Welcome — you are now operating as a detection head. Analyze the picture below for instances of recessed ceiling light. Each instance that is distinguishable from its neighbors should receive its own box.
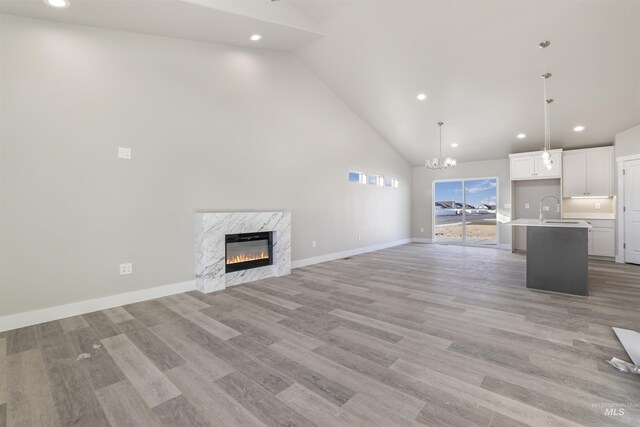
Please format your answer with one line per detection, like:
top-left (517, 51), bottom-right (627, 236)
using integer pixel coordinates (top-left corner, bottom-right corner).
top-left (451, 143), bottom-right (458, 148)
top-left (43, 0), bottom-right (70, 8)
top-left (573, 125), bottom-right (585, 132)
top-left (416, 93), bottom-right (427, 101)
top-left (250, 34), bottom-right (262, 41)
top-left (517, 133), bottom-right (526, 139)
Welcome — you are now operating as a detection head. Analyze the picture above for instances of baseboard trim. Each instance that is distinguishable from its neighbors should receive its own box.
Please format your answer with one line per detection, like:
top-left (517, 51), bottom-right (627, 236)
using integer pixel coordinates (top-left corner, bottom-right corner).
top-left (291, 238), bottom-right (412, 269)
top-left (411, 237), bottom-right (511, 249)
top-left (1, 236), bottom-right (513, 332)
top-left (0, 280), bottom-right (195, 333)
top-left (2, 239), bottom-right (416, 332)
top-left (412, 238), bottom-right (433, 244)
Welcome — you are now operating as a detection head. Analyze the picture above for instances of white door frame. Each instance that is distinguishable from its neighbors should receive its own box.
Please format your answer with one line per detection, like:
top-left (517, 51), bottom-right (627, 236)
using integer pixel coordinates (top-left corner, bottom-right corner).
top-left (616, 154), bottom-right (640, 263)
top-left (432, 176), bottom-right (500, 246)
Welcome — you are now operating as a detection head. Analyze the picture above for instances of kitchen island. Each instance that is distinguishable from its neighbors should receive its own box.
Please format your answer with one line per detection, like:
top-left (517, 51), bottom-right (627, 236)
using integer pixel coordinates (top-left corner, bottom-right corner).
top-left (510, 219), bottom-right (592, 296)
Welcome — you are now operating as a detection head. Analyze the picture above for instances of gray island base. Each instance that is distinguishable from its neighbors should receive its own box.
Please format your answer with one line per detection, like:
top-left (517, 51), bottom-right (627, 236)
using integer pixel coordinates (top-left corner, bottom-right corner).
top-left (510, 219), bottom-right (591, 296)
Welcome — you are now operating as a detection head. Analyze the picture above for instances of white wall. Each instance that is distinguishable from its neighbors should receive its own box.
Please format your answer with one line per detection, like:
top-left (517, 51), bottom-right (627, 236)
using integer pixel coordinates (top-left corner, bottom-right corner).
top-left (615, 125), bottom-right (640, 158)
top-left (412, 158), bottom-right (512, 246)
top-left (0, 15), bottom-right (412, 317)
top-left (614, 124), bottom-right (640, 261)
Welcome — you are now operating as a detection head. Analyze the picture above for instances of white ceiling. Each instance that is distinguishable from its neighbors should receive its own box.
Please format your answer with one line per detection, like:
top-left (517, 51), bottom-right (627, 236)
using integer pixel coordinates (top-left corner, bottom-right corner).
top-left (2, 0), bottom-right (639, 165)
top-left (294, 0), bottom-right (640, 165)
top-left (0, 0), bottom-right (324, 52)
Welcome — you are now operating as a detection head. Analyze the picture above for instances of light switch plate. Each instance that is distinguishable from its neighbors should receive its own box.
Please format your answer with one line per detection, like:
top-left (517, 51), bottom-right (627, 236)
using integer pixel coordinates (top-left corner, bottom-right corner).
top-left (525, 203), bottom-right (530, 209)
top-left (118, 147), bottom-right (132, 159)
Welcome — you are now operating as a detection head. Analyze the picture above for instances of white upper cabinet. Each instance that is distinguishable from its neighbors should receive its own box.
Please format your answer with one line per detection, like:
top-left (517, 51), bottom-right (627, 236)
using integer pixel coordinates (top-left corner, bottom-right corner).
top-left (562, 146), bottom-right (614, 197)
top-left (535, 151), bottom-right (563, 178)
top-left (586, 147), bottom-right (614, 196)
top-left (509, 150), bottom-right (562, 180)
top-left (562, 151), bottom-right (587, 196)
top-left (511, 156), bottom-right (536, 180)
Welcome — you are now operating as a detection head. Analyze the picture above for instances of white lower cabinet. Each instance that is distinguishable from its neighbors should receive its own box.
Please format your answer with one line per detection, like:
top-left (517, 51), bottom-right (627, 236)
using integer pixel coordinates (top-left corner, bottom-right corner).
top-left (586, 220), bottom-right (615, 257)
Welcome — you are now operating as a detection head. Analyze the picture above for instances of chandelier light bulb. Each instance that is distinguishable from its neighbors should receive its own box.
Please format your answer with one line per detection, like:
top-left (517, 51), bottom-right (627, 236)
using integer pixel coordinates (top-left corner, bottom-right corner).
top-left (425, 122), bottom-right (456, 170)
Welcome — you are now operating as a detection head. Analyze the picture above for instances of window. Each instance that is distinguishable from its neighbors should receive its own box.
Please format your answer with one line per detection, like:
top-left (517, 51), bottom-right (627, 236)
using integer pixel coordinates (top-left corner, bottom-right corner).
top-left (348, 171), bottom-right (367, 184)
top-left (433, 178), bottom-right (498, 246)
top-left (384, 176), bottom-right (399, 188)
top-left (349, 170), bottom-right (398, 188)
top-left (368, 174), bottom-right (383, 186)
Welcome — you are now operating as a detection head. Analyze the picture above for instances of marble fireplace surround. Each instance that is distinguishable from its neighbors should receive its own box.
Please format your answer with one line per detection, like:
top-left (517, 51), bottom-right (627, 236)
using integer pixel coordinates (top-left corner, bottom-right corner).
top-left (195, 211), bottom-right (291, 293)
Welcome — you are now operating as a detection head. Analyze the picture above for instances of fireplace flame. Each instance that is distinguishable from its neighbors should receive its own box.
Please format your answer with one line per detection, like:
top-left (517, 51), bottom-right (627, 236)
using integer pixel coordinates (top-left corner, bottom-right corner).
top-left (227, 251), bottom-right (269, 265)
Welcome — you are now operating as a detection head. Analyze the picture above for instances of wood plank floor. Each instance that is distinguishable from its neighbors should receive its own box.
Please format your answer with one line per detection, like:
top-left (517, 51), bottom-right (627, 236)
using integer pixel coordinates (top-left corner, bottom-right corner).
top-left (1, 243), bottom-right (640, 426)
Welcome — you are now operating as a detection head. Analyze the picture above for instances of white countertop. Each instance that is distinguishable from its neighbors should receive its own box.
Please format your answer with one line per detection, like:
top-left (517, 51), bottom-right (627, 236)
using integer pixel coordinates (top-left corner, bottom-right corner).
top-left (509, 218), bottom-right (592, 229)
top-left (562, 213), bottom-right (616, 220)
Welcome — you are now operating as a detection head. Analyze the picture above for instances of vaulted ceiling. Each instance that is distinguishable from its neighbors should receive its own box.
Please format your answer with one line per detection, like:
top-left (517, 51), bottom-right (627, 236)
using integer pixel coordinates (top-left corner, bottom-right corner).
top-left (2, 0), bottom-right (639, 165)
top-left (294, 0), bottom-right (640, 165)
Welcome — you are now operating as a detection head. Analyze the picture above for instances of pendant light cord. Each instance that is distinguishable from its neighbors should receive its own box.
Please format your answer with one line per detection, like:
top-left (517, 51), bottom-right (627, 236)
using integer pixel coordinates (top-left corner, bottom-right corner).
top-left (439, 122), bottom-right (443, 159)
top-left (540, 41), bottom-right (552, 154)
top-left (438, 121), bottom-right (444, 160)
top-left (543, 77), bottom-right (551, 151)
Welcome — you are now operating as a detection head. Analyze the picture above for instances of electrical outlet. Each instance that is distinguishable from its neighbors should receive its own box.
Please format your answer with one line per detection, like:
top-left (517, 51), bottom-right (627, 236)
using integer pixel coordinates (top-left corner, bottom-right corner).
top-left (420, 227), bottom-right (424, 233)
top-left (525, 203), bottom-right (530, 209)
top-left (118, 147), bottom-right (132, 159)
top-left (312, 240), bottom-right (316, 248)
top-left (504, 203), bottom-right (511, 209)
top-left (119, 263), bottom-right (133, 275)
top-left (595, 202), bottom-right (601, 210)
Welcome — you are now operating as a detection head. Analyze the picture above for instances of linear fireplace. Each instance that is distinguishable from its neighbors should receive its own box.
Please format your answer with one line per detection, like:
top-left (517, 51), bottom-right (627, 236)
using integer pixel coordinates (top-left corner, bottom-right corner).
top-left (225, 232), bottom-right (273, 273)
top-left (195, 211), bottom-right (290, 292)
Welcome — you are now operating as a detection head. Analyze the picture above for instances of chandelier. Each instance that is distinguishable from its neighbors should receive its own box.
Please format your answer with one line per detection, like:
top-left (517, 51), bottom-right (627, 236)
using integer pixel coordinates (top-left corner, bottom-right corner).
top-left (539, 40), bottom-right (554, 170)
top-left (425, 122), bottom-right (456, 169)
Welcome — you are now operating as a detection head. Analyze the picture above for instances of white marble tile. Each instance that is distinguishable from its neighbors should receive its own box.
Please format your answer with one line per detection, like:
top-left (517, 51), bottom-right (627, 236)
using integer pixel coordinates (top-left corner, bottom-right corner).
top-left (195, 212), bottom-right (291, 293)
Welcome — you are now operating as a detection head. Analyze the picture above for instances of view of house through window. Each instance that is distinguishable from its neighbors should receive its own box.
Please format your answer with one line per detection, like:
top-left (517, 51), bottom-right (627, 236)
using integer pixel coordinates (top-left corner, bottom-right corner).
top-left (433, 178), bottom-right (498, 246)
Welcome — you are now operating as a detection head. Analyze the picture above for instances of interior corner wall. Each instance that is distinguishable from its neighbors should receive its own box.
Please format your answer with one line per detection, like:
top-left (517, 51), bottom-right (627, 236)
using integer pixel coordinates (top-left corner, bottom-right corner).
top-left (614, 124), bottom-right (640, 158)
top-left (0, 14), bottom-right (412, 317)
top-left (412, 158), bottom-right (512, 246)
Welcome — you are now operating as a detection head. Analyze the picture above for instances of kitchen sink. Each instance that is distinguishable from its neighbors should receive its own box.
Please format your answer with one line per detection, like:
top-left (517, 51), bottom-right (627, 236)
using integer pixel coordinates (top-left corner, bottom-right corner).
top-left (544, 220), bottom-right (580, 224)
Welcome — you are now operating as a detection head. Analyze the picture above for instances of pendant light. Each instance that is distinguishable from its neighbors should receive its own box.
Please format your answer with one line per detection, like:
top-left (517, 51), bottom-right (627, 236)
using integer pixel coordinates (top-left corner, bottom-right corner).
top-left (539, 41), bottom-right (554, 170)
top-left (425, 122), bottom-right (456, 169)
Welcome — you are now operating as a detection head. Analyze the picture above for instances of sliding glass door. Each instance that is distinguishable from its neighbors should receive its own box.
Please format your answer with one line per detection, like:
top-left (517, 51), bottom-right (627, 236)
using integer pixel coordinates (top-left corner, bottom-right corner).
top-left (433, 181), bottom-right (464, 243)
top-left (433, 178), bottom-right (498, 246)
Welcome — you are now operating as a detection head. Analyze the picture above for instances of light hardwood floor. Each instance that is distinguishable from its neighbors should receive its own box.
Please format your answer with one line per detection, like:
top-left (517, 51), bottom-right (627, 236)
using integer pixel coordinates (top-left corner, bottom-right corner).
top-left (1, 243), bottom-right (639, 426)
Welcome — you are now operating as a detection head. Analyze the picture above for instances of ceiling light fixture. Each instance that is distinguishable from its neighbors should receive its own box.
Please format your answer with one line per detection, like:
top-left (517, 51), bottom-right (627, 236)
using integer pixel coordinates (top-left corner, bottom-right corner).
top-left (250, 34), bottom-right (262, 41)
top-left (517, 133), bottom-right (527, 139)
top-left (451, 143), bottom-right (459, 148)
top-left (573, 125), bottom-right (586, 132)
top-left (425, 122), bottom-right (456, 169)
top-left (44, 0), bottom-right (70, 8)
top-left (539, 40), bottom-right (554, 171)
top-left (416, 93), bottom-right (427, 101)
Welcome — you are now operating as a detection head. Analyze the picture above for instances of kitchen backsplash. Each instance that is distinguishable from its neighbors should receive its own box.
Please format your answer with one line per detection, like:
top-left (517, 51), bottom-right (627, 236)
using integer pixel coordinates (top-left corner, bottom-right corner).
top-left (563, 197), bottom-right (615, 215)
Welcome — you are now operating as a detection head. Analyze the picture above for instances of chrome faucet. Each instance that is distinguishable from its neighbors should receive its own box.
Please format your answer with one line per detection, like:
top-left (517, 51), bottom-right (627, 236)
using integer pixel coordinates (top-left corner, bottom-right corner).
top-left (539, 195), bottom-right (560, 222)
